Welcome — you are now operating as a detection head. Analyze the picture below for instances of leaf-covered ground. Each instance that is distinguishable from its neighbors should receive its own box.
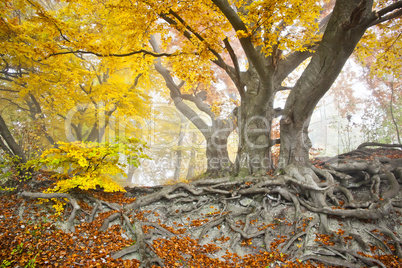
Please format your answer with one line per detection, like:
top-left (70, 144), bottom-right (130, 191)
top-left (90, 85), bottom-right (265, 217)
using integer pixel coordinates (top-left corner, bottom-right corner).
top-left (1, 147), bottom-right (402, 267)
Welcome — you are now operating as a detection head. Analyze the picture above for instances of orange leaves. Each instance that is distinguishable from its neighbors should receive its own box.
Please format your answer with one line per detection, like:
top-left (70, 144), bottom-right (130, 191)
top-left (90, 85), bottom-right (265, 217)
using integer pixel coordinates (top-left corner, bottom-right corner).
top-left (344, 235), bottom-right (353, 243)
top-left (358, 251), bottom-right (402, 268)
top-left (241, 238), bottom-right (253, 247)
top-left (190, 218), bottom-right (209, 227)
top-left (314, 233), bottom-right (335, 246)
top-left (214, 235), bottom-right (230, 243)
top-left (0, 195), bottom-right (139, 268)
top-left (258, 222), bottom-right (277, 231)
top-left (270, 236), bottom-right (288, 251)
top-left (134, 210), bottom-right (148, 221)
top-left (142, 225), bottom-right (155, 234)
top-left (152, 236), bottom-right (222, 267)
top-left (160, 222), bottom-right (186, 235)
top-left (335, 228), bottom-right (345, 236)
top-left (90, 190), bottom-right (136, 205)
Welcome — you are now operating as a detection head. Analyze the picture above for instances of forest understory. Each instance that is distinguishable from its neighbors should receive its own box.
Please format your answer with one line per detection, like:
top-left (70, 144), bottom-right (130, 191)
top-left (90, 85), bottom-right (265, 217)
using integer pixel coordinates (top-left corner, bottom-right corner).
top-left (1, 146), bottom-right (402, 268)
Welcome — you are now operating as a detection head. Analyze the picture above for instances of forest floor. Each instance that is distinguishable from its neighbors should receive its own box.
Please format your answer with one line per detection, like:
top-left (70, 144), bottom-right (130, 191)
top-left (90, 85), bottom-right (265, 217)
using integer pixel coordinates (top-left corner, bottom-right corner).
top-left (1, 147), bottom-right (402, 267)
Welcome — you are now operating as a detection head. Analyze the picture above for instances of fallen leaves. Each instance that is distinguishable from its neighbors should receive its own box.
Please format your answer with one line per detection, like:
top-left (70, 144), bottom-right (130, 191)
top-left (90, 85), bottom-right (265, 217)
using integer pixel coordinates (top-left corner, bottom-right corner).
top-left (0, 195), bottom-right (140, 267)
top-left (1, 171), bottom-right (401, 268)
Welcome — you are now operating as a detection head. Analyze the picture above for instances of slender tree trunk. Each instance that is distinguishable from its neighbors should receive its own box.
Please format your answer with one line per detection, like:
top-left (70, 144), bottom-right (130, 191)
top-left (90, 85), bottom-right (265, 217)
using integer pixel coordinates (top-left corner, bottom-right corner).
top-left (0, 115), bottom-right (27, 163)
top-left (186, 132), bottom-right (197, 180)
top-left (126, 164), bottom-right (136, 185)
top-left (0, 114), bottom-right (32, 179)
top-left (389, 81), bottom-right (401, 144)
top-left (173, 116), bottom-right (185, 181)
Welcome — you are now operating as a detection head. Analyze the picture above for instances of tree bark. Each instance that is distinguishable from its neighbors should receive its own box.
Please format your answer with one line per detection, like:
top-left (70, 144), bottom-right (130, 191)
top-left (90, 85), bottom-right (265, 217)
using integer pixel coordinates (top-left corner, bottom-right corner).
top-left (150, 36), bottom-right (235, 177)
top-left (278, 0), bottom-right (375, 169)
top-left (234, 68), bottom-right (276, 176)
top-left (0, 114), bottom-right (27, 163)
top-left (126, 164), bottom-right (136, 185)
top-left (389, 81), bottom-right (401, 144)
top-left (186, 132), bottom-right (197, 180)
top-left (173, 116), bottom-right (185, 181)
top-left (206, 128), bottom-right (232, 176)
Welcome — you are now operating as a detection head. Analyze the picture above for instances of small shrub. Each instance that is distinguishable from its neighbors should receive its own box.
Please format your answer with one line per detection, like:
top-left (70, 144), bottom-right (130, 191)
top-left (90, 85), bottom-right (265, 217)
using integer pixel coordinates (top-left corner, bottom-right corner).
top-left (27, 138), bottom-right (149, 193)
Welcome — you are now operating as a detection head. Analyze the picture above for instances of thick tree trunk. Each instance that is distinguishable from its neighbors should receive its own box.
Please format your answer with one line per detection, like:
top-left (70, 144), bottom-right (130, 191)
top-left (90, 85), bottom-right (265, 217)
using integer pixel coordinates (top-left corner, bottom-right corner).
top-left (278, 0), bottom-right (374, 169)
top-left (234, 69), bottom-right (276, 176)
top-left (206, 135), bottom-right (231, 176)
top-left (277, 117), bottom-right (312, 168)
top-left (235, 105), bottom-right (273, 176)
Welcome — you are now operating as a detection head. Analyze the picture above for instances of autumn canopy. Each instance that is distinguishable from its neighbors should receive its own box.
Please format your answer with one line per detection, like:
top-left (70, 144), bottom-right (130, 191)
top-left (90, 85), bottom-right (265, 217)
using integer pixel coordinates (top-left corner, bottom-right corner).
top-left (0, 0), bottom-right (402, 267)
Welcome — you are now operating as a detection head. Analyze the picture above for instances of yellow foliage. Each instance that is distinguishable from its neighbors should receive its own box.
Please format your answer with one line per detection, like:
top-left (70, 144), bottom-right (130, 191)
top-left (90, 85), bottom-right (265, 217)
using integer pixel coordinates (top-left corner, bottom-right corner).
top-left (1, 0), bottom-right (324, 117)
top-left (356, 22), bottom-right (401, 79)
top-left (1, 0), bottom-right (154, 147)
top-left (27, 139), bottom-right (150, 194)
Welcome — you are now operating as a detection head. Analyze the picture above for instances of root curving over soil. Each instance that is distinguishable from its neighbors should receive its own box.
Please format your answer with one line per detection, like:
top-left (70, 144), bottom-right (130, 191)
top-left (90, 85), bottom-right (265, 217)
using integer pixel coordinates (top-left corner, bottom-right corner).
top-left (1, 147), bottom-right (402, 267)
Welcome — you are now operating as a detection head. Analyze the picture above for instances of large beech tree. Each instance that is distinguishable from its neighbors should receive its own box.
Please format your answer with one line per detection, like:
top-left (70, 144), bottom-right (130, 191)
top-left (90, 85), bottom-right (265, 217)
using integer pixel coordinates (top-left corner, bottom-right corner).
top-left (1, 0), bottom-right (401, 176)
top-left (3, 2), bottom-right (402, 266)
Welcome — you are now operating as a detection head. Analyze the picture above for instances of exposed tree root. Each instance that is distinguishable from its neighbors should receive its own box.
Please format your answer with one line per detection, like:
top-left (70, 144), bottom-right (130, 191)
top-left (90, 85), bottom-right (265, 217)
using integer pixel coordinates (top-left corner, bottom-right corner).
top-left (21, 191), bottom-right (81, 232)
top-left (322, 245), bottom-right (388, 268)
top-left (357, 142), bottom-right (402, 150)
top-left (378, 227), bottom-right (402, 259)
top-left (14, 148), bottom-right (402, 267)
top-left (299, 254), bottom-right (361, 268)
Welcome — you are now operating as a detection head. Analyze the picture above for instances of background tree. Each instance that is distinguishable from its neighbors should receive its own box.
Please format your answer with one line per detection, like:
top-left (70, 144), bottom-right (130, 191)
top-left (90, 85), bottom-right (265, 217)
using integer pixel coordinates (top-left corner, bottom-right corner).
top-left (0, 0), bottom-right (153, 171)
top-left (356, 17), bottom-right (402, 144)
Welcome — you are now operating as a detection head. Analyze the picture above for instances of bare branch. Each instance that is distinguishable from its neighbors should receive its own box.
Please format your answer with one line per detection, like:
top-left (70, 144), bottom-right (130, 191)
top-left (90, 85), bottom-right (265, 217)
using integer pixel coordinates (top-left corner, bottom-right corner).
top-left (0, 98), bottom-right (29, 111)
top-left (378, 1), bottom-right (402, 17)
top-left (45, 49), bottom-right (177, 60)
top-left (370, 9), bottom-right (402, 26)
top-left (369, 1), bottom-right (402, 27)
top-left (211, 0), bottom-right (268, 82)
top-left (0, 88), bottom-right (19, 93)
top-left (150, 36), bottom-right (211, 138)
top-left (271, 138), bottom-right (280, 146)
top-left (223, 37), bottom-right (244, 95)
top-left (181, 94), bottom-right (213, 117)
top-left (132, 73), bottom-right (143, 89)
top-left (0, 76), bottom-right (14, 82)
top-left (277, 86), bottom-right (293, 91)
